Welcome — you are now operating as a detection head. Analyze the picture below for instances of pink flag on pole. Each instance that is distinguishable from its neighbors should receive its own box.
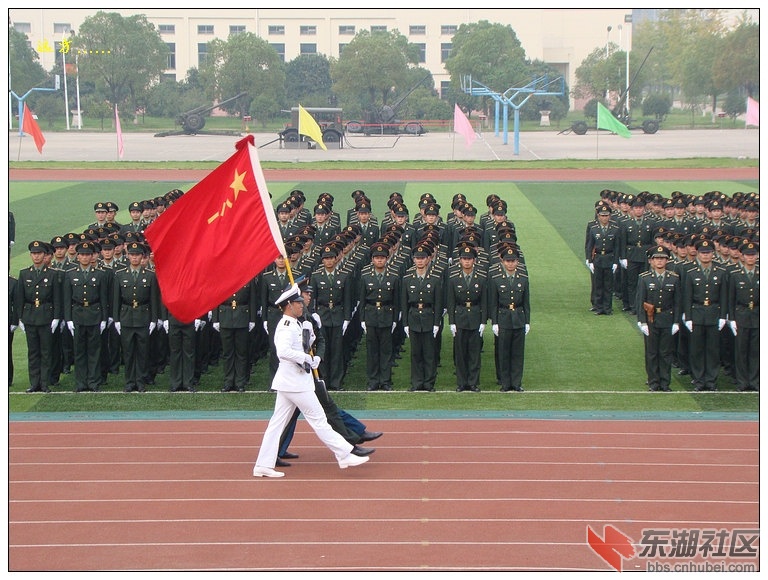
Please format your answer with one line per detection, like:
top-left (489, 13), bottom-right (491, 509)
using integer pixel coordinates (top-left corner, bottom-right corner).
top-left (745, 97), bottom-right (759, 127)
top-left (453, 104), bottom-right (477, 148)
top-left (115, 105), bottom-right (125, 158)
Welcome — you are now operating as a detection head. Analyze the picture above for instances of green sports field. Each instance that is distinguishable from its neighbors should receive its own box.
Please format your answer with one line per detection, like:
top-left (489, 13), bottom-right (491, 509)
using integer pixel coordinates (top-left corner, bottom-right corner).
top-left (8, 175), bottom-right (759, 415)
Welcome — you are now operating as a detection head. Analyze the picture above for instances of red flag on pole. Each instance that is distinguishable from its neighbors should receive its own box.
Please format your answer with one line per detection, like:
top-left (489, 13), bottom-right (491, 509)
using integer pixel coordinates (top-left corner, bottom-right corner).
top-left (115, 105), bottom-right (124, 159)
top-left (144, 135), bottom-right (286, 323)
top-left (22, 103), bottom-right (46, 154)
top-left (453, 104), bottom-right (477, 148)
top-left (745, 97), bottom-right (759, 127)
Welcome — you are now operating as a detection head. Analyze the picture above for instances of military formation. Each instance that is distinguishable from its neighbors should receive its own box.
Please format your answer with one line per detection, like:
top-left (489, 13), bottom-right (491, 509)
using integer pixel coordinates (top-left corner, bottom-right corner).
top-left (10, 185), bottom-right (758, 395)
top-left (586, 189), bottom-right (759, 392)
top-left (10, 188), bottom-right (534, 394)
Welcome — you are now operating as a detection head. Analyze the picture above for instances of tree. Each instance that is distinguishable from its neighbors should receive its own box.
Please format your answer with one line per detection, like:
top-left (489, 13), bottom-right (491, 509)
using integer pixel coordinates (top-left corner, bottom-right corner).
top-left (9, 26), bottom-right (48, 98)
top-left (642, 93), bottom-right (672, 120)
top-left (73, 12), bottom-right (168, 114)
top-left (712, 20), bottom-right (759, 98)
top-left (443, 21), bottom-right (529, 117)
top-left (722, 92), bottom-right (747, 123)
top-left (331, 30), bottom-right (417, 119)
top-left (285, 54), bottom-right (333, 106)
top-left (198, 32), bottom-right (285, 119)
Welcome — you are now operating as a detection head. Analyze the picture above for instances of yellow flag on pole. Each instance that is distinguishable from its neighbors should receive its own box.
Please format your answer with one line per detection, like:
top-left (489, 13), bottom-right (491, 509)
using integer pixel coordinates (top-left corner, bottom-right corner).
top-left (298, 105), bottom-right (328, 151)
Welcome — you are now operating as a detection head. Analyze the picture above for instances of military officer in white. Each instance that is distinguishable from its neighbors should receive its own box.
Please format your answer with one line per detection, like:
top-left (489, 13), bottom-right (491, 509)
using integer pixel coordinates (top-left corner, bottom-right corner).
top-left (252, 284), bottom-right (371, 477)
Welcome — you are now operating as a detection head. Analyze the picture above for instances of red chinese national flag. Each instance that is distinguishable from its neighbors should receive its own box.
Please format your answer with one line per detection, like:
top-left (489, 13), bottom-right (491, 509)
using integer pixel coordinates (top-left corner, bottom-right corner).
top-left (22, 103), bottom-right (46, 154)
top-left (144, 135), bottom-right (285, 323)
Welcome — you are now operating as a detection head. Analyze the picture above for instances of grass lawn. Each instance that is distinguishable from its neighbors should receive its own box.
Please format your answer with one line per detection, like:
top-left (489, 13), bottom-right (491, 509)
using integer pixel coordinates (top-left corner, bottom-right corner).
top-left (8, 172), bottom-right (759, 415)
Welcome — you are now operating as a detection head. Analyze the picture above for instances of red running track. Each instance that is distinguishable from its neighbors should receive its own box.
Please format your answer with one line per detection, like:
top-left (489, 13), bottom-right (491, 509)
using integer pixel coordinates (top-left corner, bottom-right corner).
top-left (9, 418), bottom-right (758, 572)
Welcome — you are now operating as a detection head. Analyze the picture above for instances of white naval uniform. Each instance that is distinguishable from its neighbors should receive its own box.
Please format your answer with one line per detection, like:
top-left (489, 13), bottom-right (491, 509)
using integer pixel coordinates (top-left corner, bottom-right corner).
top-left (254, 313), bottom-right (354, 468)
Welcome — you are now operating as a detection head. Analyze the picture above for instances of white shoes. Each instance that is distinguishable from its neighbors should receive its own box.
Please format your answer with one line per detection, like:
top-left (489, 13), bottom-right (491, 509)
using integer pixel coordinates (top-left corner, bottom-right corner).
top-left (253, 465), bottom-right (285, 478)
top-left (338, 453), bottom-right (370, 469)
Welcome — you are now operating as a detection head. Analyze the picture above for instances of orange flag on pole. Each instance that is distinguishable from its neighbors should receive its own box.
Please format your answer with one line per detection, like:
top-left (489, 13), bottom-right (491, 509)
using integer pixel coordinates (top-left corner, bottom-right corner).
top-left (144, 135), bottom-right (286, 323)
top-left (22, 103), bottom-right (46, 154)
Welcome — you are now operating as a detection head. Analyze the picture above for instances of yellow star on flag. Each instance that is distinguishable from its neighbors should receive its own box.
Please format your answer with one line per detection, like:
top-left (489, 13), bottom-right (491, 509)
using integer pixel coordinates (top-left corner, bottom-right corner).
top-left (230, 169), bottom-right (248, 200)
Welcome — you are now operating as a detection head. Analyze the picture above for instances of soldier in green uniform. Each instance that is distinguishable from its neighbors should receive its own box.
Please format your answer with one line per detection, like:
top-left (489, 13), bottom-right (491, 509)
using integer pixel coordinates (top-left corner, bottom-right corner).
top-left (358, 242), bottom-right (400, 391)
top-left (15, 241), bottom-right (62, 393)
top-left (113, 242), bottom-right (160, 392)
top-left (213, 277), bottom-right (258, 392)
top-left (586, 204), bottom-right (620, 315)
top-left (682, 238), bottom-right (728, 391)
top-left (488, 246), bottom-right (530, 392)
top-left (260, 255), bottom-right (291, 380)
top-left (401, 244), bottom-right (443, 391)
top-left (635, 246), bottom-right (682, 392)
top-left (446, 243), bottom-right (488, 392)
top-left (619, 197), bottom-right (656, 313)
top-left (63, 242), bottom-right (110, 392)
top-left (727, 240), bottom-right (759, 391)
top-left (311, 245), bottom-right (353, 391)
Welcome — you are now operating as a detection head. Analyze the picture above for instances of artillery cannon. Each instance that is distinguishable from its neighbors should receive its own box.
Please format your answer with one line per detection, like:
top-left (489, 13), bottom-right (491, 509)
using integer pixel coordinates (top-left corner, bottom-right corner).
top-left (155, 92), bottom-right (247, 137)
top-left (346, 75), bottom-right (430, 135)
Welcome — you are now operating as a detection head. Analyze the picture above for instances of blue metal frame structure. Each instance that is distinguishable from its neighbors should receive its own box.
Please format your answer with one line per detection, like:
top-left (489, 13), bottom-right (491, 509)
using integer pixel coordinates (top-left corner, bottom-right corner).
top-left (460, 74), bottom-right (564, 155)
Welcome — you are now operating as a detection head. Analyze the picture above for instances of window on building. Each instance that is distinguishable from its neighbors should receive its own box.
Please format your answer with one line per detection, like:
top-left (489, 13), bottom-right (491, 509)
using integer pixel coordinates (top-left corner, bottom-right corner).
top-left (300, 25), bottom-right (317, 35)
top-left (409, 25), bottom-right (426, 35)
top-left (414, 43), bottom-right (426, 63)
top-left (166, 43), bottom-right (176, 70)
top-left (300, 43), bottom-right (317, 55)
top-left (338, 43), bottom-right (348, 55)
top-left (270, 43), bottom-right (285, 61)
top-left (441, 25), bottom-right (458, 36)
top-left (14, 22), bottom-right (32, 34)
top-left (440, 80), bottom-right (451, 100)
top-left (268, 25), bottom-right (285, 35)
top-left (229, 25), bottom-right (246, 35)
top-left (162, 73), bottom-right (176, 83)
top-left (53, 22), bottom-right (71, 35)
top-left (441, 42), bottom-right (452, 62)
top-left (371, 25), bottom-right (387, 33)
top-left (198, 25), bottom-right (214, 35)
top-left (158, 24), bottom-right (175, 34)
top-left (198, 43), bottom-right (209, 66)
top-left (339, 25), bottom-right (355, 35)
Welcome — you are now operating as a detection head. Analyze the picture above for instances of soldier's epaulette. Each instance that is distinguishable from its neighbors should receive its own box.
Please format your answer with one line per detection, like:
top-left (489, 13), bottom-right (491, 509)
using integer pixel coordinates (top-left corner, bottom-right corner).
top-left (667, 270), bottom-right (679, 277)
top-left (639, 271), bottom-right (652, 278)
top-left (360, 263), bottom-right (375, 275)
top-left (283, 319), bottom-right (291, 326)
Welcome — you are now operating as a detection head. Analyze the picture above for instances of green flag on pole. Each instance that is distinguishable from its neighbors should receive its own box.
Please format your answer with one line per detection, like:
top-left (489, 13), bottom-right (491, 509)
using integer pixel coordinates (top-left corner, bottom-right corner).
top-left (597, 102), bottom-right (631, 138)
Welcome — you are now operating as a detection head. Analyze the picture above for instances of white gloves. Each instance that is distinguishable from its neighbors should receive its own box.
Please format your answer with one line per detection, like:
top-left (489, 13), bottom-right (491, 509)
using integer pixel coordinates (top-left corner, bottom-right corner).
top-left (163, 320), bottom-right (169, 333)
top-left (99, 321), bottom-right (107, 334)
top-left (114, 321), bottom-right (121, 335)
top-left (312, 312), bottom-right (322, 328)
top-left (194, 319), bottom-right (202, 331)
top-left (449, 324), bottom-right (457, 337)
top-left (478, 324), bottom-right (485, 336)
top-left (360, 321), bottom-right (367, 334)
top-left (638, 322), bottom-right (649, 336)
top-left (51, 319), bottom-right (60, 333)
top-left (729, 320), bottom-right (737, 336)
top-left (213, 322), bottom-right (221, 332)
top-left (525, 324), bottom-right (530, 335)
top-left (717, 319), bottom-right (726, 331)
top-left (342, 320), bottom-right (349, 334)
top-left (263, 321), bottom-right (269, 333)
top-left (309, 355), bottom-right (321, 370)
top-left (671, 323), bottom-right (679, 335)
top-left (612, 263), bottom-right (618, 273)
top-left (10, 324), bottom-right (17, 332)
top-left (492, 324), bottom-right (499, 337)
top-left (149, 321), bottom-right (156, 334)
top-left (587, 262), bottom-right (595, 274)
top-left (391, 322), bottom-right (397, 333)
top-left (403, 326), bottom-right (409, 338)
top-left (67, 321), bottom-right (75, 335)
top-left (620, 259), bottom-right (628, 269)
top-left (432, 325), bottom-right (439, 338)
top-left (248, 322), bottom-right (255, 332)
top-left (18, 321), bottom-right (25, 333)
top-left (685, 320), bottom-right (693, 332)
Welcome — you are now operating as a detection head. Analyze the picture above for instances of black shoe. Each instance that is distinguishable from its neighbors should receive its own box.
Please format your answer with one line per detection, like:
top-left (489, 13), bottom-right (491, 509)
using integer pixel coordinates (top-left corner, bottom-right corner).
top-left (221, 386), bottom-right (234, 392)
top-left (468, 386), bottom-right (480, 392)
top-left (677, 369), bottom-right (690, 376)
top-left (621, 306), bottom-right (632, 312)
top-left (137, 385), bottom-right (146, 393)
top-left (275, 458), bottom-right (291, 467)
top-left (661, 386), bottom-right (672, 392)
top-left (408, 386), bottom-right (420, 392)
top-left (503, 386), bottom-right (524, 392)
top-left (359, 431), bottom-right (382, 442)
top-left (456, 386), bottom-right (466, 392)
top-left (367, 386), bottom-right (378, 391)
top-left (381, 385), bottom-right (392, 391)
top-left (26, 386), bottom-right (40, 393)
top-left (281, 452), bottom-right (300, 459)
top-left (351, 445), bottom-right (375, 457)
top-left (237, 387), bottom-right (245, 392)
